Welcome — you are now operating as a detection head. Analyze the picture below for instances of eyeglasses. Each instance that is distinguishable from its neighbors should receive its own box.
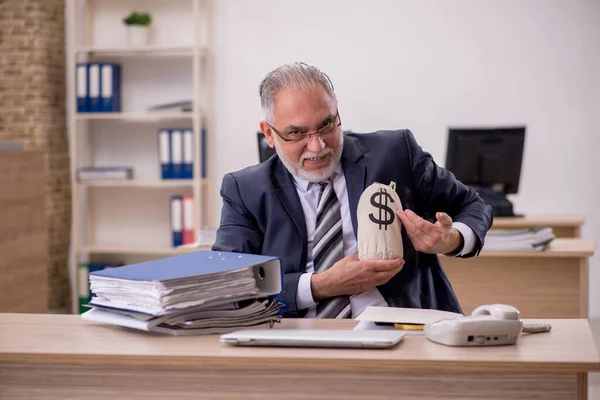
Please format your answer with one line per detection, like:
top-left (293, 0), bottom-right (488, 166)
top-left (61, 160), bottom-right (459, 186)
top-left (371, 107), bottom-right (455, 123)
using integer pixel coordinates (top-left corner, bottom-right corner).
top-left (266, 111), bottom-right (342, 143)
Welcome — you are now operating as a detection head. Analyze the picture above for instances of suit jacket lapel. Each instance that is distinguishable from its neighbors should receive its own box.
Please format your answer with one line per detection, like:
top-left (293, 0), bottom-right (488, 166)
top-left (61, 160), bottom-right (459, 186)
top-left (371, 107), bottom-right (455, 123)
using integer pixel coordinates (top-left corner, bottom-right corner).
top-left (341, 135), bottom-right (366, 237)
top-left (271, 160), bottom-right (308, 250)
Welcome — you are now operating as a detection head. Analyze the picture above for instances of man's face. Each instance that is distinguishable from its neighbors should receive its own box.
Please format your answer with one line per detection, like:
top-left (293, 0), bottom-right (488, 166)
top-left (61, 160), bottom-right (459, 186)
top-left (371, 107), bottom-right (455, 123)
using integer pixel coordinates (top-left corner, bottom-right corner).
top-left (260, 85), bottom-right (343, 182)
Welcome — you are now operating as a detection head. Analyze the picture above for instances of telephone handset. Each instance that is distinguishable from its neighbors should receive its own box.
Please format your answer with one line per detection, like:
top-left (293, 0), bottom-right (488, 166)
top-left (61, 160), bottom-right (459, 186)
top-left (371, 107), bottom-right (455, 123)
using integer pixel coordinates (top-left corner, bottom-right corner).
top-left (471, 303), bottom-right (520, 320)
top-left (424, 304), bottom-right (550, 347)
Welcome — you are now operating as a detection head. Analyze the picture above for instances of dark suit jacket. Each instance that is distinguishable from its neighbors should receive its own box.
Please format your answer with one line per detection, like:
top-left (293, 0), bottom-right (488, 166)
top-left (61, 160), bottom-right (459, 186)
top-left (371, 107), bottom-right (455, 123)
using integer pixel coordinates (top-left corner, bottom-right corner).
top-left (212, 130), bottom-right (493, 317)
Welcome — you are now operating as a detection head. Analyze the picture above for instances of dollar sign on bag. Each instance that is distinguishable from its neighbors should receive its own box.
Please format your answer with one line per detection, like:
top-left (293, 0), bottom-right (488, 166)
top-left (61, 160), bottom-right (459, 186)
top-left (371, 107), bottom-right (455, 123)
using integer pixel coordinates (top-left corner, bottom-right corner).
top-left (369, 188), bottom-right (395, 230)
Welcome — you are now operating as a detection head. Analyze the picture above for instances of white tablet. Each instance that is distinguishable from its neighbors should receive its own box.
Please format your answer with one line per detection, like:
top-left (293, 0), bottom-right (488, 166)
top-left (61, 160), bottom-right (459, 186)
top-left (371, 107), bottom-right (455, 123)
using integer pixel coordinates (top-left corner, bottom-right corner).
top-left (220, 329), bottom-right (406, 349)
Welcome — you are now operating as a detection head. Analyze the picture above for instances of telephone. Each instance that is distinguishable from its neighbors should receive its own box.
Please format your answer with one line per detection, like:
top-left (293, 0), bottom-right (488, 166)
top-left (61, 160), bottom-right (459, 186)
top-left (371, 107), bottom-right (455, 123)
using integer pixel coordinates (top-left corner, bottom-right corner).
top-left (424, 304), bottom-right (551, 347)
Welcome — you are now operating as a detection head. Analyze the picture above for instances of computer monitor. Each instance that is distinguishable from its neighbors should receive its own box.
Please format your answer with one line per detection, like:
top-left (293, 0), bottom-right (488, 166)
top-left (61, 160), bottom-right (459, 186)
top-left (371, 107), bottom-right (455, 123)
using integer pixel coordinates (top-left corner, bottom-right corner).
top-left (257, 132), bottom-right (276, 163)
top-left (445, 126), bottom-right (526, 217)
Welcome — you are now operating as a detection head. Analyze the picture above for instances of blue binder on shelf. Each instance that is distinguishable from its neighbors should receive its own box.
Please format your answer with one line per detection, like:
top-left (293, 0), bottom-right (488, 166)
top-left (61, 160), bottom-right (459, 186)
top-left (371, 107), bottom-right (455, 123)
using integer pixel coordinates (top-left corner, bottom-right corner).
top-left (158, 129), bottom-right (171, 179)
top-left (88, 63), bottom-right (101, 112)
top-left (182, 129), bottom-right (193, 179)
top-left (100, 63), bottom-right (121, 112)
top-left (76, 63), bottom-right (89, 112)
top-left (170, 129), bottom-right (183, 179)
top-left (170, 195), bottom-right (183, 247)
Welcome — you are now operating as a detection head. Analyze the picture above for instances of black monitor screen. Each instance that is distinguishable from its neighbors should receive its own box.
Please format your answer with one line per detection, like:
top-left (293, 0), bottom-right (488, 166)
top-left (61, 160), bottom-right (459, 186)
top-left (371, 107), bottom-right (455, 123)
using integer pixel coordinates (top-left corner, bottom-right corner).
top-left (445, 127), bottom-right (525, 194)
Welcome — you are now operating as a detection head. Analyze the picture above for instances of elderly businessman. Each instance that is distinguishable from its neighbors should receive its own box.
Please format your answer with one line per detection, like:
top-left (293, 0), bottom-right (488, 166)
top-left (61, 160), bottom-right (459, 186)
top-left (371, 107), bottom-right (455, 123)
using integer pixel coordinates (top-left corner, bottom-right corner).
top-left (213, 62), bottom-right (493, 318)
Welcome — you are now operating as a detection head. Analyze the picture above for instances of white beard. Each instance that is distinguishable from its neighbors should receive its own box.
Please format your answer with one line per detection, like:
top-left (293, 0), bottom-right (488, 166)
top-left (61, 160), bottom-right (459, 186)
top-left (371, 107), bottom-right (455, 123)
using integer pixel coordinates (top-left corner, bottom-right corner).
top-left (274, 133), bottom-right (344, 182)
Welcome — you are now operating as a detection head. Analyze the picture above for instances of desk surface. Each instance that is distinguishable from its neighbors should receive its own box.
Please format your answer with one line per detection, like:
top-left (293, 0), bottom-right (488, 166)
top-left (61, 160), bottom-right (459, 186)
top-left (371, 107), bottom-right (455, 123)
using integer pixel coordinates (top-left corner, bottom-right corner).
top-left (186, 238), bottom-right (596, 257)
top-left (492, 214), bottom-right (586, 228)
top-left (1, 314), bottom-right (598, 374)
top-left (478, 238), bottom-right (595, 258)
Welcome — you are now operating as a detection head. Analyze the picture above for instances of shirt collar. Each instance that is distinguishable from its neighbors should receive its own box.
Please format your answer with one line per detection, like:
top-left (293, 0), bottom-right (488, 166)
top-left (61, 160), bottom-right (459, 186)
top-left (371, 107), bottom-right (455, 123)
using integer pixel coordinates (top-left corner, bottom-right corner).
top-left (292, 163), bottom-right (343, 192)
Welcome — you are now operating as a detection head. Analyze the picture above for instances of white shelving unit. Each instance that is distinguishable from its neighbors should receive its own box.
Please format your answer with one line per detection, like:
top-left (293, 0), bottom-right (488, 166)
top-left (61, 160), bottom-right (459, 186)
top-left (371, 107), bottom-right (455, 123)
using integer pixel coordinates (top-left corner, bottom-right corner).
top-left (75, 110), bottom-right (194, 121)
top-left (67, 0), bottom-right (212, 313)
top-left (79, 180), bottom-right (197, 188)
top-left (75, 44), bottom-right (200, 55)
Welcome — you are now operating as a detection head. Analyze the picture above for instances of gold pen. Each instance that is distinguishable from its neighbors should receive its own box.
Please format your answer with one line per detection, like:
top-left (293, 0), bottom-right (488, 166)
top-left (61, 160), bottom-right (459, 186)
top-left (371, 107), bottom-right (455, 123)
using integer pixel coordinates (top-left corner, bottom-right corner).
top-left (394, 323), bottom-right (424, 331)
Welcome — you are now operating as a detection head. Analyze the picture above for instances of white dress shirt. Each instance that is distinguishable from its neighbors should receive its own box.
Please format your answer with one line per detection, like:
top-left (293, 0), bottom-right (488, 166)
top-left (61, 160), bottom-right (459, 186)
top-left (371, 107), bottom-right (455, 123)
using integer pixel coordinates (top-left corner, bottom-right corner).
top-left (293, 165), bottom-right (477, 318)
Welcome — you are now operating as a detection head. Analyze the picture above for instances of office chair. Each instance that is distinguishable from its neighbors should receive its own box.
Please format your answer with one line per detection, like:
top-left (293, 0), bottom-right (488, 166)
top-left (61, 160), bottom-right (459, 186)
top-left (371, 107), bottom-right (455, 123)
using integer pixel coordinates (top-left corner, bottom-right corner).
top-left (257, 132), bottom-right (276, 163)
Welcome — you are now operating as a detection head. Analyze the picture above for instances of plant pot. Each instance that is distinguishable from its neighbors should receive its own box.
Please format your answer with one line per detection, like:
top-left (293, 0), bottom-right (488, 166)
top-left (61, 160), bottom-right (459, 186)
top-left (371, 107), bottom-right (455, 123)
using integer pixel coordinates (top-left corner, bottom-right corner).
top-left (126, 26), bottom-right (150, 46)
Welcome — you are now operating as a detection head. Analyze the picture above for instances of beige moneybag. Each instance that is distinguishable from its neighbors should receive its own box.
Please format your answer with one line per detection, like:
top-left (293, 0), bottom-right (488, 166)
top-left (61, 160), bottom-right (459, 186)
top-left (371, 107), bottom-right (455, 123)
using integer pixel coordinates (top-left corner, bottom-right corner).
top-left (357, 181), bottom-right (404, 260)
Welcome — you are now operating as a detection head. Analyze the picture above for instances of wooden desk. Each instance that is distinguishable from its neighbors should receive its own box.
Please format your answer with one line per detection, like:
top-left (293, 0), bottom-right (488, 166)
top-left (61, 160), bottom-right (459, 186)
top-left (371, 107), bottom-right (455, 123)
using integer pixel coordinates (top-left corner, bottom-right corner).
top-left (492, 215), bottom-right (585, 238)
top-left (442, 238), bottom-right (596, 318)
top-left (0, 314), bottom-right (598, 400)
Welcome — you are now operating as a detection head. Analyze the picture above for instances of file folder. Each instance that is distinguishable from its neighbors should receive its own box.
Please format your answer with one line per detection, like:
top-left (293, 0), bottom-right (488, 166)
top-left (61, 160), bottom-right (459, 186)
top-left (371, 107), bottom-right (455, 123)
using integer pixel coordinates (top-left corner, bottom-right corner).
top-left (171, 130), bottom-right (183, 179)
top-left (170, 195), bottom-right (183, 247)
top-left (100, 63), bottom-right (121, 112)
top-left (158, 129), bottom-right (171, 179)
top-left (183, 129), bottom-right (193, 179)
top-left (182, 195), bottom-right (195, 244)
top-left (76, 63), bottom-right (89, 112)
top-left (88, 63), bottom-right (101, 112)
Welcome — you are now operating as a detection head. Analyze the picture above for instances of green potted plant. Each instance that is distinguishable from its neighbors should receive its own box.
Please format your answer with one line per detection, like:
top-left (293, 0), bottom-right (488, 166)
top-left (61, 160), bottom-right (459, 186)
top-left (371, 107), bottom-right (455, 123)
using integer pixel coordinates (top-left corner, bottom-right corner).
top-left (122, 11), bottom-right (152, 46)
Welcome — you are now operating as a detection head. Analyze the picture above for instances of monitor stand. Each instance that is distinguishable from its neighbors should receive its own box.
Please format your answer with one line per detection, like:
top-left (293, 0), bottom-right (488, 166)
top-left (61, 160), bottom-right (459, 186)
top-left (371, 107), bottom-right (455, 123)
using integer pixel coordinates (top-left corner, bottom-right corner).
top-left (476, 188), bottom-right (518, 217)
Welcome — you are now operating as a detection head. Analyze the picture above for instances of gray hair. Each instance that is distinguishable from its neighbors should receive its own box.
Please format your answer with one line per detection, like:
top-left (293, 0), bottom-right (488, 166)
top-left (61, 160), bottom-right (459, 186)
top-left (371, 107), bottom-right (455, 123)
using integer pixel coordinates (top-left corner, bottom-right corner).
top-left (259, 62), bottom-right (337, 122)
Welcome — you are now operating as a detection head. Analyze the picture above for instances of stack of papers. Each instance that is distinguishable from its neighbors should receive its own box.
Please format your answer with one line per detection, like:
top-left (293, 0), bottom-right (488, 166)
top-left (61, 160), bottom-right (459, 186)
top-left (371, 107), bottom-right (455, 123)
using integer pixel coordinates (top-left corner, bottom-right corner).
top-left (147, 100), bottom-right (192, 112)
top-left (82, 251), bottom-right (284, 336)
top-left (76, 166), bottom-right (133, 181)
top-left (483, 226), bottom-right (555, 251)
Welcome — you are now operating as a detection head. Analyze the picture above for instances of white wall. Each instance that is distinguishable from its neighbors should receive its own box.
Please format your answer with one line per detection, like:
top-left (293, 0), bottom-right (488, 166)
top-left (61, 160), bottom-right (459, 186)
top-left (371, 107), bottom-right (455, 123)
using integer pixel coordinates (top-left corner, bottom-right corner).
top-left (209, 0), bottom-right (600, 317)
top-left (66, 0), bottom-right (599, 316)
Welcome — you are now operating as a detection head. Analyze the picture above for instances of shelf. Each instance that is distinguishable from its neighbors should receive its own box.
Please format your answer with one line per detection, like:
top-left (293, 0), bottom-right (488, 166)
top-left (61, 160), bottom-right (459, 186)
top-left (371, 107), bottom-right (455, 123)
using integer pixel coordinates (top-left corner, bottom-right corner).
top-left (81, 242), bottom-right (212, 255)
top-left (76, 111), bottom-right (194, 121)
top-left (81, 245), bottom-right (181, 255)
top-left (75, 44), bottom-right (204, 57)
top-left (79, 180), bottom-right (196, 188)
top-left (492, 214), bottom-right (586, 228)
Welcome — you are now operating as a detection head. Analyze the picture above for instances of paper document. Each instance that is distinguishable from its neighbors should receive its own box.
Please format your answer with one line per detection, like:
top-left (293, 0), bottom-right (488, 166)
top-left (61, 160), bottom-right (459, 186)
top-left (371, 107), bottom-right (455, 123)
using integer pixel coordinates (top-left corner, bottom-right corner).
top-left (355, 306), bottom-right (463, 325)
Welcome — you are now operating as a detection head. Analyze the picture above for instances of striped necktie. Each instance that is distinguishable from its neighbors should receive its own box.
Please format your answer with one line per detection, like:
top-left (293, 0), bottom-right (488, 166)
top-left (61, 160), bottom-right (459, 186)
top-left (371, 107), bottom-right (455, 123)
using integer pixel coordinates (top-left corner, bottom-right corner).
top-left (312, 180), bottom-right (352, 319)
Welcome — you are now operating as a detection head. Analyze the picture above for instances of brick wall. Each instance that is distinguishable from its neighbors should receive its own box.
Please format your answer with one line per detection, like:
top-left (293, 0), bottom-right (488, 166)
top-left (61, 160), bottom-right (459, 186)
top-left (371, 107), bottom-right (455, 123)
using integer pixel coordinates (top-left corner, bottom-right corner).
top-left (0, 0), bottom-right (71, 310)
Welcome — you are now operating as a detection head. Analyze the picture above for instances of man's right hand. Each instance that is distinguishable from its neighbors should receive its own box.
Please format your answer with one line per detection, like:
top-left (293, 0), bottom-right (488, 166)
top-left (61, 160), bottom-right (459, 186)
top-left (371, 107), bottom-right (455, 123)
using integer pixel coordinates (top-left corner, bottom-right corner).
top-left (310, 254), bottom-right (405, 301)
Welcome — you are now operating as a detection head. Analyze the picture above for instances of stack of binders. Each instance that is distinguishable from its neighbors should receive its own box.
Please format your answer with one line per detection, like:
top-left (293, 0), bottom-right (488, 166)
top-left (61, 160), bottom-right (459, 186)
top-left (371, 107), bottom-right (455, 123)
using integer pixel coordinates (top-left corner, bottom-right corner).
top-left (158, 128), bottom-right (206, 179)
top-left (81, 250), bottom-right (284, 335)
top-left (76, 63), bottom-right (121, 112)
top-left (170, 194), bottom-right (196, 246)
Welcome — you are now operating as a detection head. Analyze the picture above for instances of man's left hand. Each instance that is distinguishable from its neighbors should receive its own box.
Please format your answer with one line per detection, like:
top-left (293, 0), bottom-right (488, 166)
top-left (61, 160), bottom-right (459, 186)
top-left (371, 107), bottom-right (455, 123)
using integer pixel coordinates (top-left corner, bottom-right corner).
top-left (396, 209), bottom-right (464, 255)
